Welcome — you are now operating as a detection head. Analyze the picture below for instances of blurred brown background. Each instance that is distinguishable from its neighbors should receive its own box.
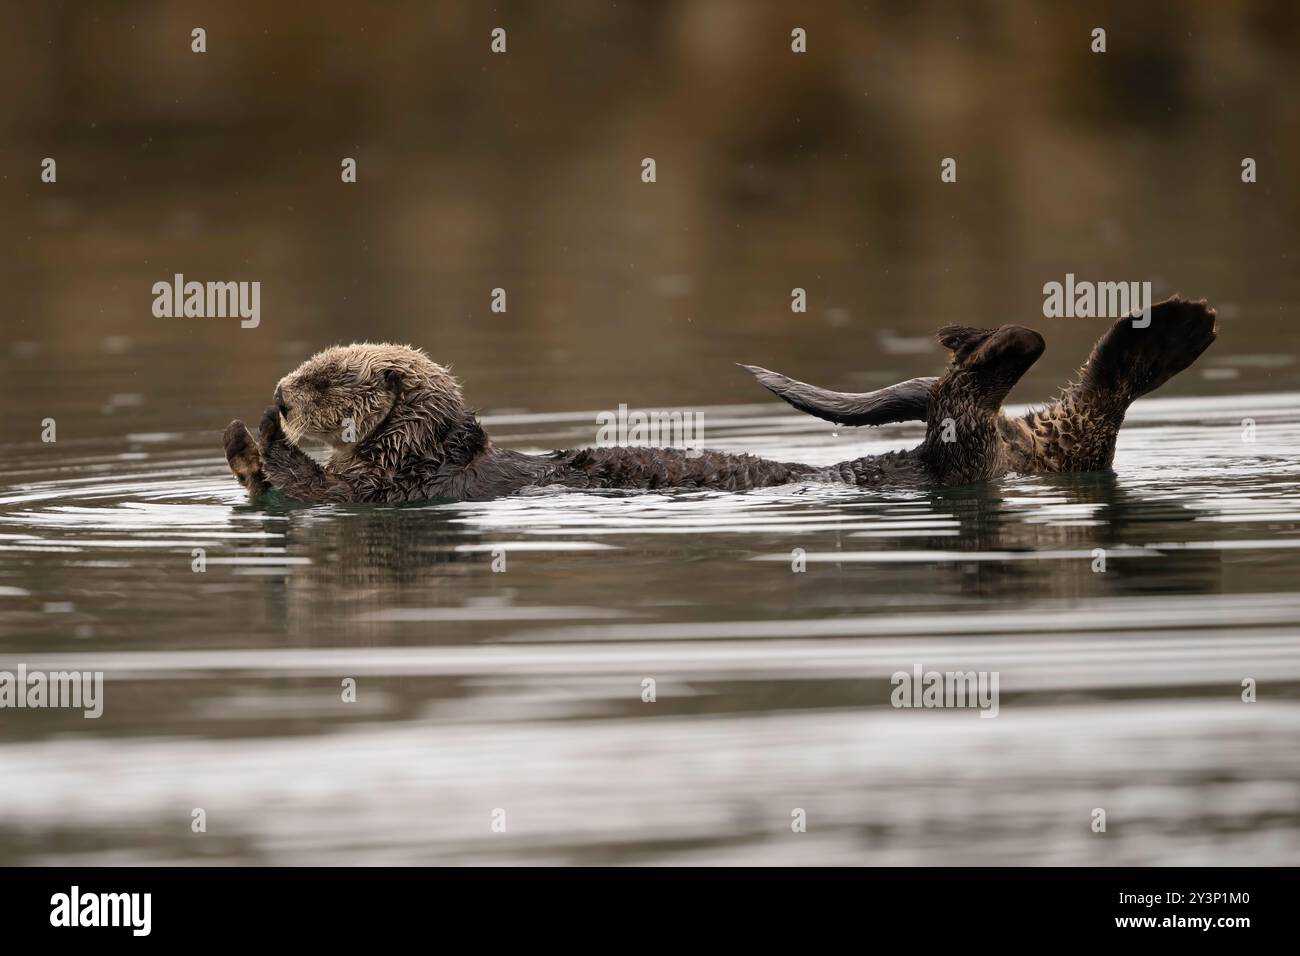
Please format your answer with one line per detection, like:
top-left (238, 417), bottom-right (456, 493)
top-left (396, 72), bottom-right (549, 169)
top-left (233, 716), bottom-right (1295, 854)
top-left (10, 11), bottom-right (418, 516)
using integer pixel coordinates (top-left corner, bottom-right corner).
top-left (2, 0), bottom-right (1298, 443)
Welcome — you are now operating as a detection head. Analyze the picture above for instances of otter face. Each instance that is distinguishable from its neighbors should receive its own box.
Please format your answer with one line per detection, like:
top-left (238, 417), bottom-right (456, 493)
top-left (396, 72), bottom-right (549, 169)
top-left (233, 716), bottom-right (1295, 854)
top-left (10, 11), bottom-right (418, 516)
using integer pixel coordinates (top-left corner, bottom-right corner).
top-left (273, 343), bottom-right (462, 451)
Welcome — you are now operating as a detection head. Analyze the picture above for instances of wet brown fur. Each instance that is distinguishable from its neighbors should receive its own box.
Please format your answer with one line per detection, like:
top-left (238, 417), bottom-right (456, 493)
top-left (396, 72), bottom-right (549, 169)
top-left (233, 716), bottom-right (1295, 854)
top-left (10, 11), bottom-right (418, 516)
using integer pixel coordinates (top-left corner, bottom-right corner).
top-left (222, 298), bottom-right (1216, 503)
top-left (745, 296), bottom-right (1217, 481)
top-left (1000, 297), bottom-right (1218, 473)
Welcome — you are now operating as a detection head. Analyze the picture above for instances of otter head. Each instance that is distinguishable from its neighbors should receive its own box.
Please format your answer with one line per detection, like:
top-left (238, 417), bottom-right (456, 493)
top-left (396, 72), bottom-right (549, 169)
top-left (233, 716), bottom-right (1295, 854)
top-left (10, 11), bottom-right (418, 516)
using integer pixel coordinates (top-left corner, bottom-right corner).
top-left (922, 324), bottom-right (1045, 483)
top-left (273, 343), bottom-right (471, 461)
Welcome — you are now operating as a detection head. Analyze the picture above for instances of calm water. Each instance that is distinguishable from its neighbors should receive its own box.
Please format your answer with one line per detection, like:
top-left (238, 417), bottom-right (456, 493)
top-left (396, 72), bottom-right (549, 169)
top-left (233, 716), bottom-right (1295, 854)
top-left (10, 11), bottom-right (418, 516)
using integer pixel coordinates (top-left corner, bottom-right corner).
top-left (3, 0), bottom-right (1300, 865)
top-left (1, 381), bottom-right (1298, 865)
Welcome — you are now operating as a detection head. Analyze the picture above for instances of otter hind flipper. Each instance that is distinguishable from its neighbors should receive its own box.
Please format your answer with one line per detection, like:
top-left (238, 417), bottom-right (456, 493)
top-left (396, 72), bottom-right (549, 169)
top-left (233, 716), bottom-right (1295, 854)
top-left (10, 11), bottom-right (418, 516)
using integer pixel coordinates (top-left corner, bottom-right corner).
top-left (1079, 296), bottom-right (1217, 405)
top-left (936, 326), bottom-right (1000, 362)
top-left (1015, 298), bottom-right (1217, 475)
top-left (739, 364), bottom-right (934, 426)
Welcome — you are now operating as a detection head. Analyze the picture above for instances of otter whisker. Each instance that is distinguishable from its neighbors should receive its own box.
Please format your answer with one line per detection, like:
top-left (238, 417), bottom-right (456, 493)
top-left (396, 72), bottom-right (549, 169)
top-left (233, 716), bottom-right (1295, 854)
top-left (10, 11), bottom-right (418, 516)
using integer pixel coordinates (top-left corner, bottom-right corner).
top-left (282, 420), bottom-right (309, 446)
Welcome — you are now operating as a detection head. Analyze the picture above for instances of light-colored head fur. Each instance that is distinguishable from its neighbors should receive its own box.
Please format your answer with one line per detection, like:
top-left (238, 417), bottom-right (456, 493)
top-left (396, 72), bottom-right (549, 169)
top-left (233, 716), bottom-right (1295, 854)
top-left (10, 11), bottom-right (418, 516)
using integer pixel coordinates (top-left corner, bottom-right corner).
top-left (274, 343), bottom-right (475, 468)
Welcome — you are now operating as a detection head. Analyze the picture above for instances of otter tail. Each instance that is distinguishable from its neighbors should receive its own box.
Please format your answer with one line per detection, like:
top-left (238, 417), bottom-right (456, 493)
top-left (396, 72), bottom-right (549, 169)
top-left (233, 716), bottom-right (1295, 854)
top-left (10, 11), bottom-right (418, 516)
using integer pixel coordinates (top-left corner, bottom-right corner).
top-left (738, 364), bottom-right (934, 427)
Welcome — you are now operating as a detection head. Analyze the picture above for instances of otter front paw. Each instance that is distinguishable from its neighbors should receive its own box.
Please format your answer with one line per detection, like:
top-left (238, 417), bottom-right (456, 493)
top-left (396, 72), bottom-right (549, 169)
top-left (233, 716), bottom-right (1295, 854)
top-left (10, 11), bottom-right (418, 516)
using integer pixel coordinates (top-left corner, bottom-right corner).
top-left (223, 419), bottom-right (269, 497)
top-left (258, 404), bottom-right (285, 448)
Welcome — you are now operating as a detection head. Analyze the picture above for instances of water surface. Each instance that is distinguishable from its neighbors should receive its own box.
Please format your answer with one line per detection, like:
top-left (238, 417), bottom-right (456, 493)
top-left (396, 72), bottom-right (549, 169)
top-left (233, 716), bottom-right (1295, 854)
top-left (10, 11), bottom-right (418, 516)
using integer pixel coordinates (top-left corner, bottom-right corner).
top-left (3, 0), bottom-right (1300, 866)
top-left (1, 388), bottom-right (1297, 865)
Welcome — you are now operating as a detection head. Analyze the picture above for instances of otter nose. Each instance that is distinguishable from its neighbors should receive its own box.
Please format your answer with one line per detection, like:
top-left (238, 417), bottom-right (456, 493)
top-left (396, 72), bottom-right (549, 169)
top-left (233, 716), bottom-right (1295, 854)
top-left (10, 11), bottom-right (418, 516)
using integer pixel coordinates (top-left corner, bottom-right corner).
top-left (274, 385), bottom-right (289, 415)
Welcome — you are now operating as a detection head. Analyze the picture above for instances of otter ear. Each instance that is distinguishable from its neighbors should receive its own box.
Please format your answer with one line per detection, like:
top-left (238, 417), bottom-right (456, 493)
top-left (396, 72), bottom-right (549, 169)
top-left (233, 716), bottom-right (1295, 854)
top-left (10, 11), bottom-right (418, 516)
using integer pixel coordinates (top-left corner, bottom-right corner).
top-left (936, 325), bottom-right (998, 363)
top-left (380, 367), bottom-right (403, 392)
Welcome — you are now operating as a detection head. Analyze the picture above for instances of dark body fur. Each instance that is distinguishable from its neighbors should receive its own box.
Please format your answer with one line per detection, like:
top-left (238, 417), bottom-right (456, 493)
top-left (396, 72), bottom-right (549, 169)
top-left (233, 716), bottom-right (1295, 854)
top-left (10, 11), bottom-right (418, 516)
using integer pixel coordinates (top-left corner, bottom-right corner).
top-left (227, 413), bottom-right (922, 502)
top-left (223, 297), bottom-right (1216, 503)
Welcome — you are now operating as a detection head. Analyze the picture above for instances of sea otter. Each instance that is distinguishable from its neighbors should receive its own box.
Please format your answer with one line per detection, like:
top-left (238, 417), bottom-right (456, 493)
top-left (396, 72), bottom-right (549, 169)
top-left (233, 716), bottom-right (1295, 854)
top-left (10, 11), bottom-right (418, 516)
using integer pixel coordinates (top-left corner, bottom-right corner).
top-left (222, 296), bottom-right (1216, 503)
